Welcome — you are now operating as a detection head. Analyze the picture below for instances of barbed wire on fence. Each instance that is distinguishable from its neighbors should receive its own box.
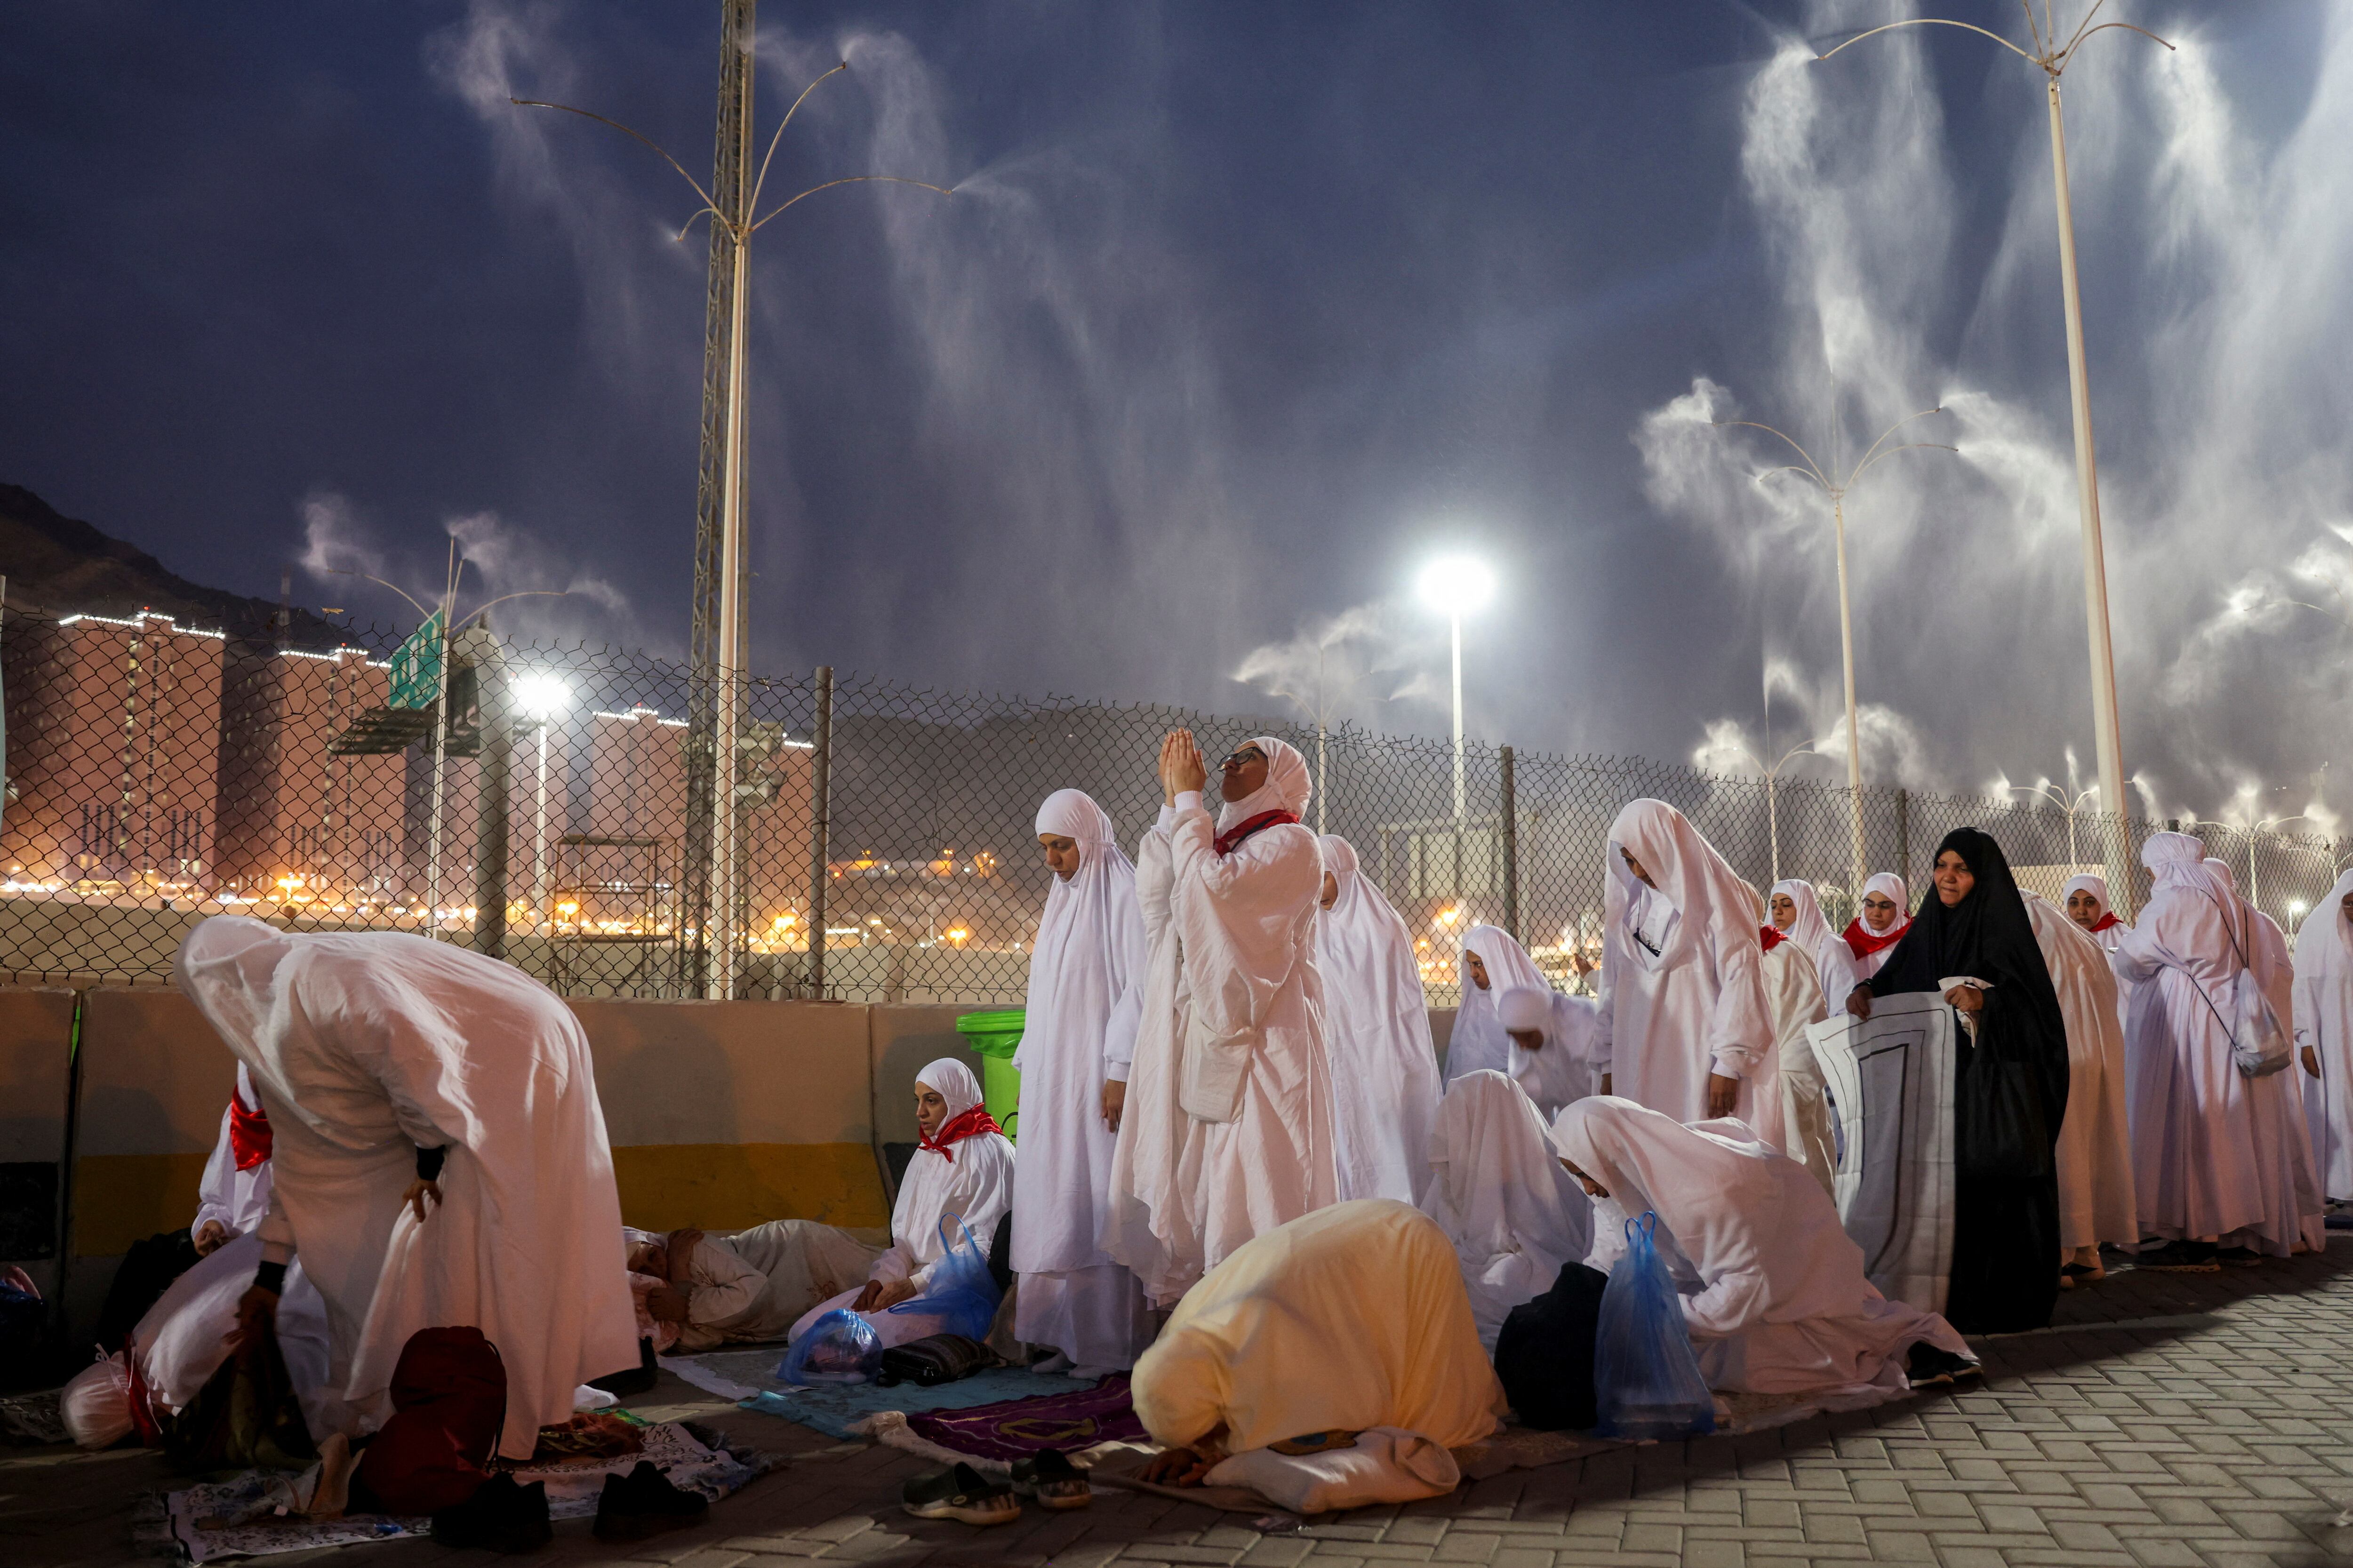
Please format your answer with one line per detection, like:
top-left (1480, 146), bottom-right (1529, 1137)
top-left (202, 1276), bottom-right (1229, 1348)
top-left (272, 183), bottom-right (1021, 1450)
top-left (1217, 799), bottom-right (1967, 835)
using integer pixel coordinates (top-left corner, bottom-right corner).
top-left (3, 604), bottom-right (2345, 1001)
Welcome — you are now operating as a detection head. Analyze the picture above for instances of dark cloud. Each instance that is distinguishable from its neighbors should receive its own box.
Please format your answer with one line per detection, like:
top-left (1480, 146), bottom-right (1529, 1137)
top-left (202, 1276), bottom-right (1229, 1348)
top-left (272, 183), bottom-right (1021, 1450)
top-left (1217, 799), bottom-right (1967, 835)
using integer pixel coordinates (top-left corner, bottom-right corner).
top-left (2, 1), bottom-right (2345, 826)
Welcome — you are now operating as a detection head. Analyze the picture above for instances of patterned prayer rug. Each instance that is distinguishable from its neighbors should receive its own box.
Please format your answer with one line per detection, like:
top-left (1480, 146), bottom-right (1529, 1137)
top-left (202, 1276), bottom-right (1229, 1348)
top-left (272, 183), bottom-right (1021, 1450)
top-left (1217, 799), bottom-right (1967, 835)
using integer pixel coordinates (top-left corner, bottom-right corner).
top-left (898, 1372), bottom-right (1144, 1461)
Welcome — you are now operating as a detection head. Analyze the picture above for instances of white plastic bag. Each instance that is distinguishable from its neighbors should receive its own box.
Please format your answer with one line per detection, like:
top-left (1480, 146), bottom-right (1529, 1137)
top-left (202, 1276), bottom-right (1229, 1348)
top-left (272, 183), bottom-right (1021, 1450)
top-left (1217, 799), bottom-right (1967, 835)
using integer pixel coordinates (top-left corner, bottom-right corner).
top-left (61, 1352), bottom-right (133, 1449)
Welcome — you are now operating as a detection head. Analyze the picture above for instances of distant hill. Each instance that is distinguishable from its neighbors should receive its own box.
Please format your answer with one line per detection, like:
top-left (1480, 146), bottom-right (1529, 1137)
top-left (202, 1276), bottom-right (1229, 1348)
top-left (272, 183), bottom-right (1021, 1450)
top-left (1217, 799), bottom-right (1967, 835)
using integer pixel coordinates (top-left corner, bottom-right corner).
top-left (0, 483), bottom-right (345, 648)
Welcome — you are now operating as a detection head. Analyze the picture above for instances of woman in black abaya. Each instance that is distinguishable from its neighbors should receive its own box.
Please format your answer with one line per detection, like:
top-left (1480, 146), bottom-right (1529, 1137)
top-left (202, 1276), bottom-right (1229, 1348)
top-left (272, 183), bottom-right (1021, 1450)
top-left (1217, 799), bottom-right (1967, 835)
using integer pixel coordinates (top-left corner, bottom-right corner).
top-left (1845, 828), bottom-right (2070, 1333)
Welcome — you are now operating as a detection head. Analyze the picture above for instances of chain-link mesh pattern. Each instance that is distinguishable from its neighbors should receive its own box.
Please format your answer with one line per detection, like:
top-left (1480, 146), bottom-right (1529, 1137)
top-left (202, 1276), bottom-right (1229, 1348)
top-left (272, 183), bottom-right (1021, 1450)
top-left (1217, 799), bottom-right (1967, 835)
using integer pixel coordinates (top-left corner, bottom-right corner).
top-left (5, 605), bottom-right (2346, 1000)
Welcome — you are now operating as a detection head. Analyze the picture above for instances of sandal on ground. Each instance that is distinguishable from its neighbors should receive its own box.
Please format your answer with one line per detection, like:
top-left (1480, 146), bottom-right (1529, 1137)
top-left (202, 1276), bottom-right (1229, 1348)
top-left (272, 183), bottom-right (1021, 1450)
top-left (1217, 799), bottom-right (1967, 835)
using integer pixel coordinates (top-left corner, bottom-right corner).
top-left (1905, 1344), bottom-right (1980, 1389)
top-left (1009, 1448), bottom-right (1091, 1511)
top-left (2133, 1240), bottom-right (2220, 1272)
top-left (903, 1463), bottom-right (1020, 1526)
top-left (2059, 1262), bottom-right (2105, 1288)
top-left (2215, 1246), bottom-right (2263, 1268)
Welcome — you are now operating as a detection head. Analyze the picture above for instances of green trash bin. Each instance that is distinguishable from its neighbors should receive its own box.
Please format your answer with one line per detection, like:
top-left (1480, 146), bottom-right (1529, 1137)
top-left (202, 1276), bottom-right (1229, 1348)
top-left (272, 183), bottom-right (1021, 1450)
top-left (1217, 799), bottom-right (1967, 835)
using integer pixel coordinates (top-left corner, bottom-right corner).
top-left (953, 1008), bottom-right (1026, 1143)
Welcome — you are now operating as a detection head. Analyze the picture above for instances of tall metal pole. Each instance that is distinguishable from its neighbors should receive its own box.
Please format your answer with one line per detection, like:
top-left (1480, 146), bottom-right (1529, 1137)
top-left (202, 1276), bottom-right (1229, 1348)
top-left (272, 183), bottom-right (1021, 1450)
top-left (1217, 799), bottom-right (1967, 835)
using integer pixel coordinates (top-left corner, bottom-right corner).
top-left (1831, 491), bottom-right (1864, 891)
top-left (1449, 608), bottom-right (1465, 896)
top-left (532, 720), bottom-right (550, 924)
top-left (2047, 76), bottom-right (2131, 915)
top-left (1818, 9), bottom-right (2173, 916)
top-left (807, 665), bottom-right (834, 1000)
top-left (710, 186), bottom-right (752, 999)
top-left (1498, 744), bottom-right (1519, 942)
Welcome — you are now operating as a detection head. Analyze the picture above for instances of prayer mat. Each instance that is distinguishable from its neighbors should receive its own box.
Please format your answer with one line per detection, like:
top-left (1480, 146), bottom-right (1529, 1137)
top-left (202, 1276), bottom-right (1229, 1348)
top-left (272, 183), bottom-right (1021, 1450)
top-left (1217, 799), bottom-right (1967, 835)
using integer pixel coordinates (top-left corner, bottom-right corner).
top-left (669, 1345), bottom-right (1049, 1441)
top-left (160, 1419), bottom-right (771, 1562)
top-left (897, 1372), bottom-right (1144, 1461)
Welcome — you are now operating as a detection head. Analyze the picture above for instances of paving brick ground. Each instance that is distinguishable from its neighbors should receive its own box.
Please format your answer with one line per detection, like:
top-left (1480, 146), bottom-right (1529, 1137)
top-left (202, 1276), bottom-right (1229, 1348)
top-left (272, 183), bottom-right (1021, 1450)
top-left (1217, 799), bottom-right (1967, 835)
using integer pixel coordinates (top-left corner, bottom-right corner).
top-left (12, 1242), bottom-right (2353, 1568)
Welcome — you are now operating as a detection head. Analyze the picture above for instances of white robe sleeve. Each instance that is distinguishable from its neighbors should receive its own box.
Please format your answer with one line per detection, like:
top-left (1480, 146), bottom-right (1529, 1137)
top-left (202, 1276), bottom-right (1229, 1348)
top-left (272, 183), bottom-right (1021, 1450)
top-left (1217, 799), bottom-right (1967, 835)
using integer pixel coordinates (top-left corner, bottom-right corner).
top-left (1164, 805), bottom-right (1320, 1037)
top-left (684, 1239), bottom-right (767, 1328)
top-left (2110, 920), bottom-right (2166, 986)
top-left (1108, 827), bottom-right (1174, 1081)
top-left (1593, 943), bottom-right (1617, 1076)
top-left (192, 1105), bottom-right (237, 1240)
top-left (1706, 934), bottom-right (1772, 1080)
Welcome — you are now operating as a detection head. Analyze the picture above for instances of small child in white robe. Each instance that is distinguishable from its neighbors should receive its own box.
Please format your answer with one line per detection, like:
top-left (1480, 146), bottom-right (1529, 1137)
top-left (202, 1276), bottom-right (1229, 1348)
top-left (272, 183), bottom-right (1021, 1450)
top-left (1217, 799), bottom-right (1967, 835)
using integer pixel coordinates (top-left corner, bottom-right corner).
top-left (1495, 984), bottom-right (1601, 1119)
top-left (1552, 1096), bottom-right (1974, 1398)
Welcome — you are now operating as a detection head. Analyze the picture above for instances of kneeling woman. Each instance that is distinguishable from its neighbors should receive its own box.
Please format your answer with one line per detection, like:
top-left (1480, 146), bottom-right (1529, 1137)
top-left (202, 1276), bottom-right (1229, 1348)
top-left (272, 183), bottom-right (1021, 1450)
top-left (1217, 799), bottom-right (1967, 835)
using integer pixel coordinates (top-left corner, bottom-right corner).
top-left (1134, 1200), bottom-right (1505, 1497)
top-left (790, 1059), bottom-right (1014, 1349)
top-left (1552, 1098), bottom-right (1975, 1397)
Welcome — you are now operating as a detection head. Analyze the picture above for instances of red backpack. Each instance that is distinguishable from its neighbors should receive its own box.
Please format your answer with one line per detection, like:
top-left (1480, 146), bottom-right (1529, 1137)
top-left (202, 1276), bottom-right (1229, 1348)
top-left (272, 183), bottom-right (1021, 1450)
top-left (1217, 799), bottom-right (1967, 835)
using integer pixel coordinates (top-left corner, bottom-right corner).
top-left (355, 1327), bottom-right (509, 1513)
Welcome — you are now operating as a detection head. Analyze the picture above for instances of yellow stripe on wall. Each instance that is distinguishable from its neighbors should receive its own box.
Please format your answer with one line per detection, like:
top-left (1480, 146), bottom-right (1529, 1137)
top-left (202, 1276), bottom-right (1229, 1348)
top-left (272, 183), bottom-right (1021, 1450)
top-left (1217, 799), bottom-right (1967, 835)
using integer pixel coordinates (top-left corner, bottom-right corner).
top-left (72, 1143), bottom-right (890, 1257)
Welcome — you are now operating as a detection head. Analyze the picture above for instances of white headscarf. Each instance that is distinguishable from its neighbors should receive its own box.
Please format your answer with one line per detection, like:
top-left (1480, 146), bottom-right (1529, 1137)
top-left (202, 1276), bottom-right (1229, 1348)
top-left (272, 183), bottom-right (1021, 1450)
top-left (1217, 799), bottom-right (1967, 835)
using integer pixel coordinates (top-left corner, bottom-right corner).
top-left (1860, 872), bottom-right (1910, 926)
top-left (2144, 831), bottom-right (2226, 899)
top-left (1446, 924), bottom-right (1548, 1082)
top-left (1772, 878), bottom-right (1858, 1007)
top-left (1315, 834), bottom-right (1442, 1203)
top-left (1606, 800), bottom-right (1769, 976)
top-left (2061, 872), bottom-right (2111, 916)
top-left (1419, 1071), bottom-right (1592, 1349)
top-left (894, 1058), bottom-right (1016, 1285)
top-left (1021, 790), bottom-right (1144, 1078)
top-left (1217, 735), bottom-right (1312, 831)
top-left (2296, 869), bottom-right (2353, 991)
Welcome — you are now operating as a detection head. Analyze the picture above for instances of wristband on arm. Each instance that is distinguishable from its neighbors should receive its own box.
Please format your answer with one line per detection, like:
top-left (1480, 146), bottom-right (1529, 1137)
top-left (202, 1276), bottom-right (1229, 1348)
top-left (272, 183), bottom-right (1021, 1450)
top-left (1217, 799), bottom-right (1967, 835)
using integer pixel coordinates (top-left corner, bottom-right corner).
top-left (415, 1145), bottom-right (447, 1182)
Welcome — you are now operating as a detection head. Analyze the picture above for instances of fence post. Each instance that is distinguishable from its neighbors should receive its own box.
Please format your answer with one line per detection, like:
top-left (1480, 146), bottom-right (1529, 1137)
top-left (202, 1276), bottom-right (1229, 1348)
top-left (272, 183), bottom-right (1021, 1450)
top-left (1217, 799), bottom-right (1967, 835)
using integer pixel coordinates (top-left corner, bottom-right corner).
top-left (1896, 788), bottom-right (1910, 894)
top-left (807, 666), bottom-right (834, 1000)
top-left (473, 690), bottom-right (510, 963)
top-left (1499, 744), bottom-right (1519, 943)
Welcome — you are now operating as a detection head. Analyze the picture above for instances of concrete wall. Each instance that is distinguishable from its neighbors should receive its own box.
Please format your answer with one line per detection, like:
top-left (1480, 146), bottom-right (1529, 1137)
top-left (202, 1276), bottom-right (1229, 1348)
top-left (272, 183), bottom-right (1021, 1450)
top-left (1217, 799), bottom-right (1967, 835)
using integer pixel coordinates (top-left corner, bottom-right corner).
top-left (0, 983), bottom-right (1459, 1339)
top-left (0, 987), bottom-right (76, 1301)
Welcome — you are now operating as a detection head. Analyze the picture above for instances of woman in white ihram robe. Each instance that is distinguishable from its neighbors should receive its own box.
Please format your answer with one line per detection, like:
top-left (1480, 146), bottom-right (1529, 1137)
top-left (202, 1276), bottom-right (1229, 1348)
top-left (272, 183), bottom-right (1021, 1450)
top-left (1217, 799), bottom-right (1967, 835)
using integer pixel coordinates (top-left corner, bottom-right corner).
top-left (2294, 869), bottom-right (2353, 1204)
top-left (1841, 872), bottom-right (1914, 981)
top-left (192, 1064), bottom-right (274, 1247)
top-left (1417, 1070), bottom-right (1591, 1351)
top-left (1444, 925), bottom-right (1548, 1083)
top-left (1315, 834), bottom-right (1442, 1203)
top-left (2115, 835), bottom-right (2318, 1259)
top-left (791, 1058), bottom-right (1016, 1349)
top-left (1596, 800), bottom-right (1781, 1144)
top-left (175, 916), bottom-right (639, 1460)
top-left (2021, 891), bottom-right (2138, 1274)
top-left (1769, 879), bottom-right (1860, 1011)
top-left (1103, 734), bottom-right (1337, 1304)
top-left (1754, 906), bottom-right (1836, 1195)
top-left (1494, 984), bottom-right (1600, 1120)
top-left (1011, 790), bottom-right (1152, 1372)
top-left (1554, 1097), bottom-right (1971, 1398)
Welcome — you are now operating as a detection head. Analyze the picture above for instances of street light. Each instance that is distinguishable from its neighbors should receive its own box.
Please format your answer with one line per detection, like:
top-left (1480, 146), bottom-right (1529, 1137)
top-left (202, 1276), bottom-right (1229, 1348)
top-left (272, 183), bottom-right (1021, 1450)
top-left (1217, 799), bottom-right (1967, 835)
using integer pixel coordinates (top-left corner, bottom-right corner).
top-left (1714, 406), bottom-right (1954, 892)
top-left (512, 672), bottom-right (574, 930)
top-left (1728, 736), bottom-right (1823, 887)
top-left (519, 61), bottom-right (953, 998)
top-left (1417, 556), bottom-right (1496, 891)
top-left (2008, 776), bottom-right (2100, 877)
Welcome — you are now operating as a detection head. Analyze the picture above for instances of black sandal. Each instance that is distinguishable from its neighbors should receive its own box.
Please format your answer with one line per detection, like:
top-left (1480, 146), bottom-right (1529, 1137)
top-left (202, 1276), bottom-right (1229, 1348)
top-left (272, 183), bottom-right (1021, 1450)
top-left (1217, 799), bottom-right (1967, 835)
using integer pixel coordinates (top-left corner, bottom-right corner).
top-left (902, 1463), bottom-right (1020, 1526)
top-left (1009, 1448), bottom-right (1091, 1511)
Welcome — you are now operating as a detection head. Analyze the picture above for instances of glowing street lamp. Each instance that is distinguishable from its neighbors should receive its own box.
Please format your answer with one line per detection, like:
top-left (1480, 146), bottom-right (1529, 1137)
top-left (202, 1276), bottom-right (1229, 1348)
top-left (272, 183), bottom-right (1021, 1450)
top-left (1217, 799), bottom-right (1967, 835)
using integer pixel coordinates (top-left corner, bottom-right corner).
top-left (1417, 555), bottom-right (1496, 835)
top-left (512, 672), bottom-right (573, 928)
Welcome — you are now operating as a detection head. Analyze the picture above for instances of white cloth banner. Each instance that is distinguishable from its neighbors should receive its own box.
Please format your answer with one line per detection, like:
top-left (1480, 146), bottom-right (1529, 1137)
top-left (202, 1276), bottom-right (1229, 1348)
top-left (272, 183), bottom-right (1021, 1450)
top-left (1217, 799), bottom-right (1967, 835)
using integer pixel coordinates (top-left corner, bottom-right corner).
top-left (1806, 992), bottom-right (1956, 1316)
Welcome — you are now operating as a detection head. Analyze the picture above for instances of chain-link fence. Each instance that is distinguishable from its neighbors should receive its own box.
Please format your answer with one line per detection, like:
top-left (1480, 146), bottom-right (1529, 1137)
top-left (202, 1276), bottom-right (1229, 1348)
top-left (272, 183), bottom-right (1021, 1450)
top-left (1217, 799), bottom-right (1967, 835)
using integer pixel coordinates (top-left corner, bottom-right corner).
top-left (5, 604), bottom-right (2347, 1002)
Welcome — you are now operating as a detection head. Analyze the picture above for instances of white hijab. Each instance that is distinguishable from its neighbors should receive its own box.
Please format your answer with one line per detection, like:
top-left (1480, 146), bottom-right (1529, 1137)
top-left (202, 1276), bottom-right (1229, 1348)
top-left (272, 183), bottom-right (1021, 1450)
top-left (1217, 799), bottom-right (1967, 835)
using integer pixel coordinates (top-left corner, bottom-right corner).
top-left (1419, 1071), bottom-right (1592, 1348)
top-left (1217, 735), bottom-right (1312, 830)
top-left (1603, 798), bottom-right (1775, 1054)
top-left (1770, 878), bottom-right (1855, 1003)
top-left (896, 1058), bottom-right (1016, 1280)
top-left (2061, 872), bottom-right (2111, 917)
top-left (2295, 869), bottom-right (2353, 993)
top-left (1020, 790), bottom-right (1144, 1078)
top-left (1446, 924), bottom-right (1548, 1082)
top-left (1316, 834), bottom-right (1442, 1202)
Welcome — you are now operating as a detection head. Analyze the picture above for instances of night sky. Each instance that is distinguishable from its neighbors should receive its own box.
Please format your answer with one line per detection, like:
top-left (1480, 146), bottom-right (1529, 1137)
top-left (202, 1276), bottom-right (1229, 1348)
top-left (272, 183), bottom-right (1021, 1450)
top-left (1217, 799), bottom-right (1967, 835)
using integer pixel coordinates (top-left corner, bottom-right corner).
top-left (4, 2), bottom-right (2346, 824)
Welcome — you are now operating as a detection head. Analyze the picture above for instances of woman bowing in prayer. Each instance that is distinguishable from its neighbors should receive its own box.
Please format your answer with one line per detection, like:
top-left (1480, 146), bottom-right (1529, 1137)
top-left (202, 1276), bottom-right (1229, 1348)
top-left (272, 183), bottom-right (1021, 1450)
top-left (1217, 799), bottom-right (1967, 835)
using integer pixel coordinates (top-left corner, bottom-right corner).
top-left (1132, 1200), bottom-right (1505, 1503)
top-left (1418, 1071), bottom-right (1592, 1350)
top-left (1104, 733), bottom-right (1335, 1304)
top-left (1848, 829), bottom-right (2069, 1332)
top-left (1770, 880), bottom-right (1861, 1011)
top-left (1496, 985), bottom-right (1600, 1120)
top-left (1444, 925), bottom-right (1549, 1083)
top-left (1315, 834), bottom-right (1443, 1204)
top-left (2294, 870), bottom-right (2353, 1207)
top-left (1842, 873), bottom-right (1914, 980)
top-left (1595, 800), bottom-right (1780, 1142)
top-left (1553, 1098), bottom-right (1976, 1396)
top-left (1012, 790), bottom-right (1152, 1374)
top-left (791, 1059), bottom-right (1015, 1349)
top-left (176, 917), bottom-right (639, 1461)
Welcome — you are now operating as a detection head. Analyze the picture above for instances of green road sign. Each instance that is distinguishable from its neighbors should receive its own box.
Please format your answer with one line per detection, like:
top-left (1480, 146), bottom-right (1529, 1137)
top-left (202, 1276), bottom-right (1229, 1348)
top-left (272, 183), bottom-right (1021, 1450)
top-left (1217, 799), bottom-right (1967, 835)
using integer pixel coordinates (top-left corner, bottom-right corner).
top-left (388, 609), bottom-right (446, 710)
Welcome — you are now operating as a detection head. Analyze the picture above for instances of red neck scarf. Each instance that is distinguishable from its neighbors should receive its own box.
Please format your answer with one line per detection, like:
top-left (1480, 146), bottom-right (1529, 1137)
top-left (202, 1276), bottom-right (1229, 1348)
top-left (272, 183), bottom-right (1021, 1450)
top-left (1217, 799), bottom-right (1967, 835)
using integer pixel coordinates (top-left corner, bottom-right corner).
top-left (918, 1103), bottom-right (1004, 1163)
top-left (1214, 808), bottom-right (1300, 857)
top-left (1841, 917), bottom-right (1910, 961)
top-left (227, 1088), bottom-right (272, 1171)
top-left (2088, 910), bottom-right (2122, 933)
top-left (1759, 925), bottom-right (1787, 951)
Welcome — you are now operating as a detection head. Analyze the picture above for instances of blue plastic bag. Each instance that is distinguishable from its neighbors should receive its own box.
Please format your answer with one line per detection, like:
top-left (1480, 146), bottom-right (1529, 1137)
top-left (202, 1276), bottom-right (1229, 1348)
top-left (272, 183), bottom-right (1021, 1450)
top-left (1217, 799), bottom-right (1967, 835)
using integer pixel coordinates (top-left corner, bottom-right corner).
top-left (779, 1308), bottom-right (882, 1386)
top-left (884, 1213), bottom-right (1002, 1342)
top-left (1592, 1211), bottom-right (1715, 1440)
